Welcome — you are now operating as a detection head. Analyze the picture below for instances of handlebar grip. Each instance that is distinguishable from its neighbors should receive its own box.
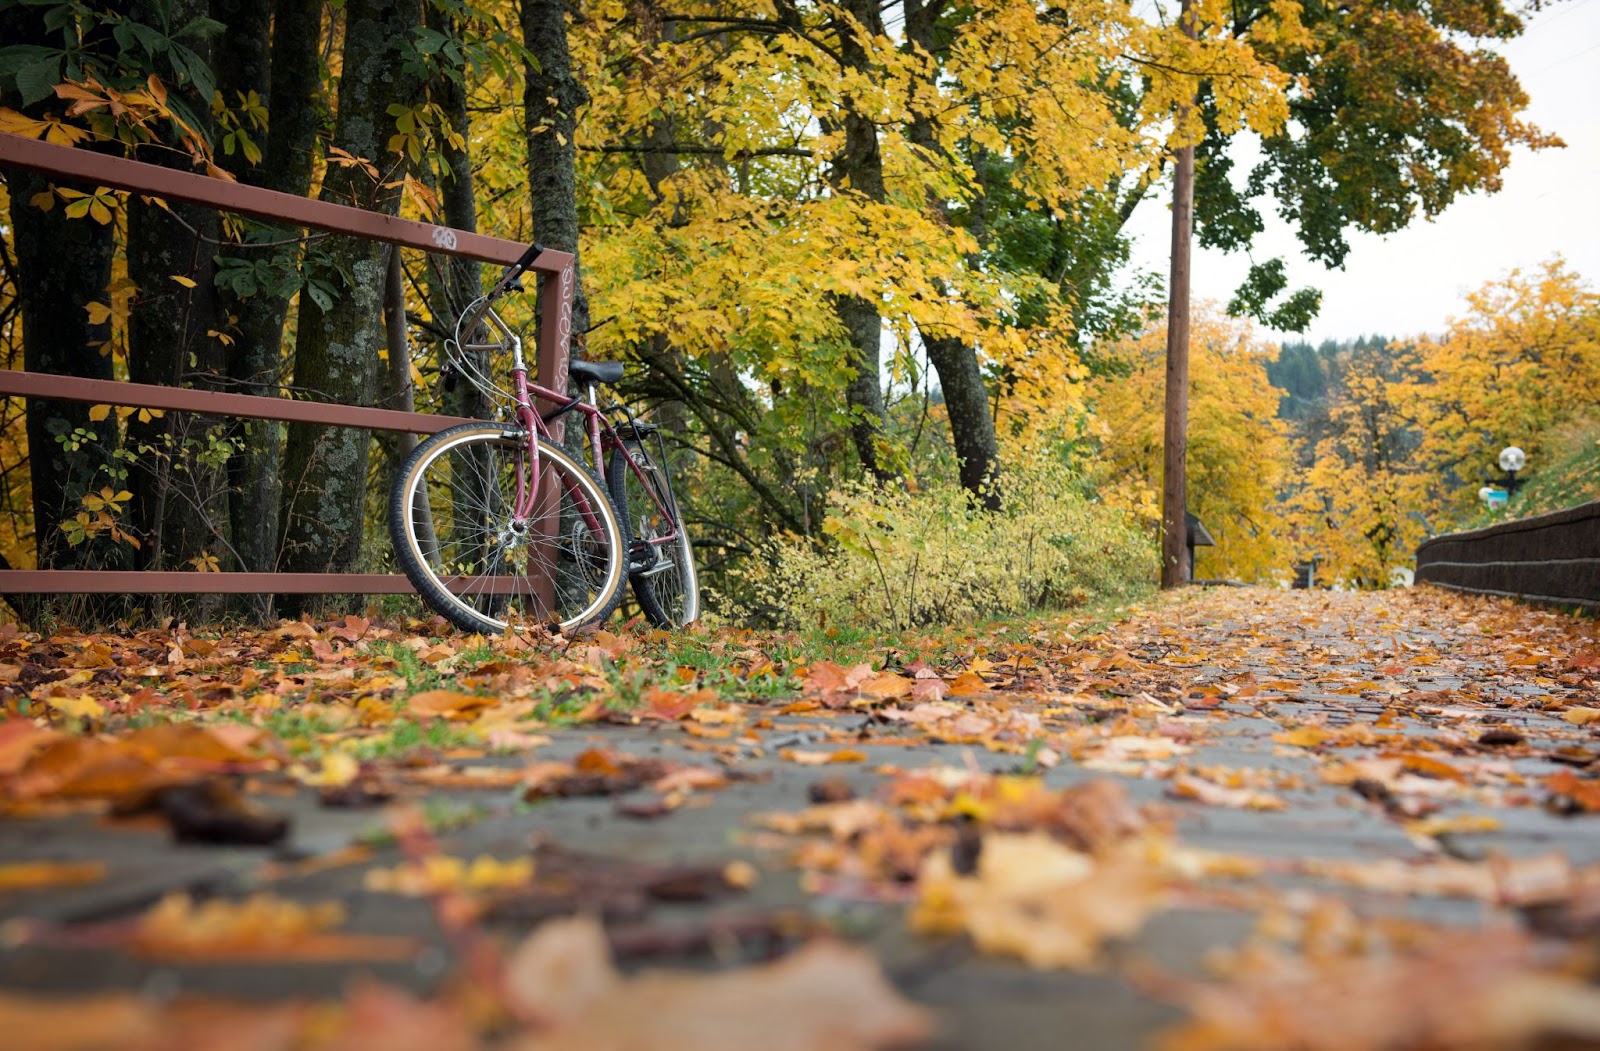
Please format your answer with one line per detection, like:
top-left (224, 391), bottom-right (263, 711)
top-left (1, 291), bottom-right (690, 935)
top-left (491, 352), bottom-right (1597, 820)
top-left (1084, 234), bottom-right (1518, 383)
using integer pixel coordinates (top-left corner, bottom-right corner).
top-left (512, 242), bottom-right (545, 274)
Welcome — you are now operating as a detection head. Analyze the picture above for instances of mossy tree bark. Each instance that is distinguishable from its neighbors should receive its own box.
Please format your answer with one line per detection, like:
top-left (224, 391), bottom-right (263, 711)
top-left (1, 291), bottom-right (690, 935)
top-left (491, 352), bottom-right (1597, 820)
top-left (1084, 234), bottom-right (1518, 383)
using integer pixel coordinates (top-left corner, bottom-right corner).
top-left (522, 0), bottom-right (590, 375)
top-left (424, 0), bottom-right (487, 422)
top-left (827, 0), bottom-right (892, 483)
top-left (0, 5), bottom-right (125, 587)
top-left (277, 0), bottom-right (424, 615)
top-left (125, 0), bottom-right (222, 585)
top-left (903, 0), bottom-right (1000, 509)
top-left (214, 0), bottom-right (324, 596)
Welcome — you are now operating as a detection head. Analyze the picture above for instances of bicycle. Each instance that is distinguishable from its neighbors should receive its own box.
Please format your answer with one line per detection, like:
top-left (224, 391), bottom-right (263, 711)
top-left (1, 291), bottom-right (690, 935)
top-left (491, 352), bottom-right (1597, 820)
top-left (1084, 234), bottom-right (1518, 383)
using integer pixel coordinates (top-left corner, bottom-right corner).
top-left (388, 243), bottom-right (700, 634)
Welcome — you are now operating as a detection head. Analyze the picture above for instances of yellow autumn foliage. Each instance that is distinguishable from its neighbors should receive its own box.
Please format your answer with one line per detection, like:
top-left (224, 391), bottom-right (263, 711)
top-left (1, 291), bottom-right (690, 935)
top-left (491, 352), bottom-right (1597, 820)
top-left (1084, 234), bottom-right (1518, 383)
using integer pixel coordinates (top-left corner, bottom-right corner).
top-left (1413, 259), bottom-right (1600, 522)
top-left (1089, 306), bottom-right (1294, 582)
top-left (731, 460), bottom-right (1152, 631)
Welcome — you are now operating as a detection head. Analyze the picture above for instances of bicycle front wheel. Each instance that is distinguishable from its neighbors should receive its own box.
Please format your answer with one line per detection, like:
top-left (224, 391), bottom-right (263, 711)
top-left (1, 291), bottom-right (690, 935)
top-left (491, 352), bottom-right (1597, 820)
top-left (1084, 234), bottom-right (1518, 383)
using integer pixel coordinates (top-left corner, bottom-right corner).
top-left (390, 422), bottom-right (625, 633)
top-left (607, 433), bottom-right (700, 627)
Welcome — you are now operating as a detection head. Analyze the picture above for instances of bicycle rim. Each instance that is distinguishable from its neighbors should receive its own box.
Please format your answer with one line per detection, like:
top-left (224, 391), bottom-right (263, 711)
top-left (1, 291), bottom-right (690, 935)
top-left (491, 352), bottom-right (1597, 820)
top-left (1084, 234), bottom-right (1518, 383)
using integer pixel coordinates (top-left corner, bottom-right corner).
top-left (608, 440), bottom-right (700, 627)
top-left (392, 424), bottom-right (624, 633)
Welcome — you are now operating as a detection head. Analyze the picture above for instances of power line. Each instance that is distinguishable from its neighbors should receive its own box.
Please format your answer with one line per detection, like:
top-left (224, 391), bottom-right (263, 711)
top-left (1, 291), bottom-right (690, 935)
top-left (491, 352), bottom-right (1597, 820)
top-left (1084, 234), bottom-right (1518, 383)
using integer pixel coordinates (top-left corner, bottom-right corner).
top-left (1525, 38), bottom-right (1600, 78)
top-left (1517, 0), bottom-right (1597, 39)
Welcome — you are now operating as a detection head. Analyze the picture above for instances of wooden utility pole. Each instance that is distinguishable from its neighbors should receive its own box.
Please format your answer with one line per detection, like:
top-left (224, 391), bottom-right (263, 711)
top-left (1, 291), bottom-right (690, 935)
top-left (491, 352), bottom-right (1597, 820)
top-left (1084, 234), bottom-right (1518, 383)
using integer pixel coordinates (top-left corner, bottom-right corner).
top-left (1161, 0), bottom-right (1198, 589)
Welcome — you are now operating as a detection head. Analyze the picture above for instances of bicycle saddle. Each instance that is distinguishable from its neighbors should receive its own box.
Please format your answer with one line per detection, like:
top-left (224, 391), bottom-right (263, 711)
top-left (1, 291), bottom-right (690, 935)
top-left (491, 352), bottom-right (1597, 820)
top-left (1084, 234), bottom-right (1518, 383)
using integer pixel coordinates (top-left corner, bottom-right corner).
top-left (568, 359), bottom-right (625, 386)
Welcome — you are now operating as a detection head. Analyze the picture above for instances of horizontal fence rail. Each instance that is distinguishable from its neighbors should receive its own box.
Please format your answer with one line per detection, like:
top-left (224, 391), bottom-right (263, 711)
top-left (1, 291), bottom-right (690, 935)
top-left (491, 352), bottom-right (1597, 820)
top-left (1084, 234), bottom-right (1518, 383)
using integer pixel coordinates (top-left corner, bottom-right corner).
top-left (0, 133), bottom-right (569, 272)
top-left (0, 371), bottom-right (479, 434)
top-left (1415, 501), bottom-right (1600, 610)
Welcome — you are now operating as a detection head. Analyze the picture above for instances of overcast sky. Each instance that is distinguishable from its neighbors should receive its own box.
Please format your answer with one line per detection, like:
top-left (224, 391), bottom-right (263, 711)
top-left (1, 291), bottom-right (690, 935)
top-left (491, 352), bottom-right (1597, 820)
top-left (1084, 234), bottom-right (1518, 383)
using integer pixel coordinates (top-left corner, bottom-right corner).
top-left (1120, 0), bottom-right (1600, 347)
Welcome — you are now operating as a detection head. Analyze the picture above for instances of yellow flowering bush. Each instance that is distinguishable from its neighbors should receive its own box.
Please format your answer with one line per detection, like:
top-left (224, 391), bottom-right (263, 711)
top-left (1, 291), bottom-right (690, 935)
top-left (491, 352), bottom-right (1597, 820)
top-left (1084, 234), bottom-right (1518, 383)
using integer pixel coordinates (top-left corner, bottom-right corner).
top-left (732, 461), bottom-right (1152, 630)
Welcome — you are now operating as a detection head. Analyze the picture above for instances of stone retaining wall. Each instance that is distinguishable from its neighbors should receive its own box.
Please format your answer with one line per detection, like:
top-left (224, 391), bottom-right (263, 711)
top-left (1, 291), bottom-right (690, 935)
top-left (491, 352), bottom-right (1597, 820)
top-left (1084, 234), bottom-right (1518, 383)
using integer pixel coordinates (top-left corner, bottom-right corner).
top-left (1415, 501), bottom-right (1600, 609)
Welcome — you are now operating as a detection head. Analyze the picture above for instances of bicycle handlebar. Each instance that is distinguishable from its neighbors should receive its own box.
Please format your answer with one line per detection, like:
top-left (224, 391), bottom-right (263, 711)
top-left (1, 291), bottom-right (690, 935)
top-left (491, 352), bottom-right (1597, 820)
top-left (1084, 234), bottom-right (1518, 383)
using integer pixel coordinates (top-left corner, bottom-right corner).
top-left (512, 241), bottom-right (544, 275)
top-left (457, 242), bottom-right (545, 339)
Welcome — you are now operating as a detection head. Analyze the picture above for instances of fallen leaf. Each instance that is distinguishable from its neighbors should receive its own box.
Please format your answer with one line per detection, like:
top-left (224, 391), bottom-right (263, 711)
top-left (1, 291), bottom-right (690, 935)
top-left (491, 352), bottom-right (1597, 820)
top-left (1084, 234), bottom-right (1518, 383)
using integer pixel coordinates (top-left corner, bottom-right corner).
top-left (1168, 774), bottom-right (1286, 811)
top-left (127, 892), bottom-right (420, 962)
top-left (911, 831), bottom-right (1165, 969)
top-left (505, 915), bottom-right (931, 1050)
top-left (406, 689), bottom-right (495, 719)
top-left (0, 860), bottom-right (107, 893)
top-left (44, 694), bottom-right (104, 721)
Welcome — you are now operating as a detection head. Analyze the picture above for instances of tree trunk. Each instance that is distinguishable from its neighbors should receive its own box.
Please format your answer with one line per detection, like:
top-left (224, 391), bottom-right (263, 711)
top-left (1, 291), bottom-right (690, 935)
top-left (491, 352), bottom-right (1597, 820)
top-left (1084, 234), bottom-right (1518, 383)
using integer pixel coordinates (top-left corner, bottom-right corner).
top-left (522, 0), bottom-right (590, 381)
top-left (829, 0), bottom-right (892, 482)
top-left (0, 5), bottom-right (125, 592)
top-left (6, 173), bottom-right (120, 572)
top-left (277, 0), bottom-right (423, 615)
top-left (222, 0), bottom-right (323, 598)
top-left (1161, 0), bottom-right (1198, 589)
top-left (425, 1), bottom-right (488, 421)
top-left (903, 0), bottom-right (1000, 508)
top-left (126, 0), bottom-right (222, 585)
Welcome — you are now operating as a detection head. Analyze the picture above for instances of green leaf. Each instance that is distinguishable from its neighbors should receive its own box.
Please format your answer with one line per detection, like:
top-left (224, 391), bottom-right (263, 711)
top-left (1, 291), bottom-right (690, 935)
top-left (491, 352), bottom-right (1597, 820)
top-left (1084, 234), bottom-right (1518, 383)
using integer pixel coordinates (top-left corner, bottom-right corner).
top-left (13, 53), bottom-right (63, 107)
top-left (413, 27), bottom-right (449, 54)
top-left (170, 42), bottom-right (215, 101)
top-left (175, 16), bottom-right (227, 42)
top-left (0, 44), bottom-right (56, 79)
top-left (307, 282), bottom-right (333, 313)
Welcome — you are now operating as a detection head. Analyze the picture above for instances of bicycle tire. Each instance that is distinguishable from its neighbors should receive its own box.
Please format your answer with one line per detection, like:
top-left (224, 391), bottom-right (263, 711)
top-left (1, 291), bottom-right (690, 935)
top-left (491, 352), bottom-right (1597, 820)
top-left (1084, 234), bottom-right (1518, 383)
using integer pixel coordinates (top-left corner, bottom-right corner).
top-left (607, 435), bottom-right (700, 627)
top-left (389, 422), bottom-right (626, 633)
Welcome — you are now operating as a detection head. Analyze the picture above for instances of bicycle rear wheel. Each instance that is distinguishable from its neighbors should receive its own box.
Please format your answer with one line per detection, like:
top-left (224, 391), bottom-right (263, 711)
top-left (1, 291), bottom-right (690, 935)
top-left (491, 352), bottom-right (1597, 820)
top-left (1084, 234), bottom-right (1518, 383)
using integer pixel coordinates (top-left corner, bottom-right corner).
top-left (607, 432), bottom-right (699, 627)
top-left (390, 422), bottom-right (625, 633)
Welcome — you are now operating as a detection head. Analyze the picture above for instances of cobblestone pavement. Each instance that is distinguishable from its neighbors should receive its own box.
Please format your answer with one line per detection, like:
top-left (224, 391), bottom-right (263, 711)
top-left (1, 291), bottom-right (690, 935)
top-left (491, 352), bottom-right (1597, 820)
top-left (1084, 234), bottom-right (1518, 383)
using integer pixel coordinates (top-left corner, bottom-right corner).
top-left (5, 585), bottom-right (1600, 1049)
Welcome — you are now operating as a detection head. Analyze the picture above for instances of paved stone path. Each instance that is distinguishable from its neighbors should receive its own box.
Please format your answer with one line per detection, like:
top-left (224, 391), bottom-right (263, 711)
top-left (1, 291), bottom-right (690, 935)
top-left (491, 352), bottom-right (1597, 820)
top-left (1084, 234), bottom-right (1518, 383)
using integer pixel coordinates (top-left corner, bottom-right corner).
top-left (4, 585), bottom-right (1600, 1049)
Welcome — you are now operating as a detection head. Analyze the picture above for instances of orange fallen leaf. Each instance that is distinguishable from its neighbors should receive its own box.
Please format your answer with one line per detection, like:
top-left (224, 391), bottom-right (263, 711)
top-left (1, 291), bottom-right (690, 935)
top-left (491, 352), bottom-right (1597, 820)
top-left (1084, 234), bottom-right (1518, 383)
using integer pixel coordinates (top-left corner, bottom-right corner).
top-left (946, 671), bottom-right (987, 697)
top-left (0, 991), bottom-right (160, 1050)
top-left (1547, 769), bottom-right (1600, 812)
top-left (858, 672), bottom-right (913, 702)
top-left (641, 686), bottom-right (716, 721)
top-left (406, 689), bottom-right (495, 719)
top-left (574, 747), bottom-right (623, 776)
top-left (0, 860), bottom-right (107, 893)
top-left (1274, 726), bottom-right (1333, 748)
top-left (128, 892), bottom-right (420, 962)
top-left (687, 704), bottom-right (743, 725)
top-left (0, 721), bottom-right (54, 776)
top-left (782, 748), bottom-right (869, 765)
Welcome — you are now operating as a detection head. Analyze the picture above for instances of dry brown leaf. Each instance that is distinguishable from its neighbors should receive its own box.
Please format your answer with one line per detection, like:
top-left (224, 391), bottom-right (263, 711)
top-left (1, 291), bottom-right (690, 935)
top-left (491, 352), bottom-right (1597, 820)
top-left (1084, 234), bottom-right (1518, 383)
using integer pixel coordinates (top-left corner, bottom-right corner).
top-left (1168, 774), bottom-right (1286, 811)
top-left (1155, 930), bottom-right (1600, 1051)
top-left (1307, 852), bottom-right (1575, 905)
top-left (505, 915), bottom-right (930, 1051)
top-left (911, 832), bottom-right (1165, 969)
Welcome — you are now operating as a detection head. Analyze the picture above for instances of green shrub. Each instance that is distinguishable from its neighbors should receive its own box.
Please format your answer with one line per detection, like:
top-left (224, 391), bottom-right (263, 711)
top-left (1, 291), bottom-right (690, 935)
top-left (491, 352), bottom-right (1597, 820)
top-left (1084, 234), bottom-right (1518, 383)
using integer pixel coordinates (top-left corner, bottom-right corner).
top-left (729, 461), bottom-right (1153, 630)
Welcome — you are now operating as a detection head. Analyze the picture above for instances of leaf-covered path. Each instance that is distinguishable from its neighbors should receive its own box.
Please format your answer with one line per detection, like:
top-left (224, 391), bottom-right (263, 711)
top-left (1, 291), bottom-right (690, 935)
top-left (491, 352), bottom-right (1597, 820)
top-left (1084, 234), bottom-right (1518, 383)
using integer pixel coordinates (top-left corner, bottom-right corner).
top-left (5, 585), bottom-right (1600, 1050)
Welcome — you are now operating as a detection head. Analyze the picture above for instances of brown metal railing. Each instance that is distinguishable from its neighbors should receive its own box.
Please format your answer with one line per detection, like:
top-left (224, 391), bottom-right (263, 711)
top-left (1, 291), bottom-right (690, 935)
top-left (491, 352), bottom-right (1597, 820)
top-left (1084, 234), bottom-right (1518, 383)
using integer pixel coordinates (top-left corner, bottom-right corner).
top-left (0, 132), bottom-right (573, 595)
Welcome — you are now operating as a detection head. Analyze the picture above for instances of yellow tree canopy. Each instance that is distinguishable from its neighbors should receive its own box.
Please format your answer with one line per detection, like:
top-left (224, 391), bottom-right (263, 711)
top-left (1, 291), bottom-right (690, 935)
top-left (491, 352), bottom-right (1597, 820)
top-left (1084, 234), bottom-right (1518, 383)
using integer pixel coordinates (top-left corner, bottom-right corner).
top-left (1413, 259), bottom-right (1600, 520)
top-left (1089, 306), bottom-right (1293, 582)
